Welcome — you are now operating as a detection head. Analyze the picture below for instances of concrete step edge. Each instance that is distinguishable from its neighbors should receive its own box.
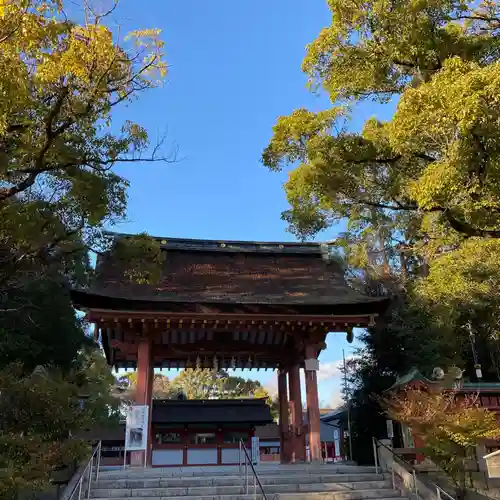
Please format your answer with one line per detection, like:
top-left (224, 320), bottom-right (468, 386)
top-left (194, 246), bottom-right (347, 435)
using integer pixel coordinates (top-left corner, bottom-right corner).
top-left (93, 476), bottom-right (387, 487)
top-left (97, 469), bottom-right (379, 479)
top-left (98, 466), bottom-right (376, 474)
top-left (92, 492), bottom-right (408, 500)
top-left (90, 486), bottom-right (394, 498)
top-left (90, 490), bottom-right (403, 500)
top-left (91, 481), bottom-right (392, 493)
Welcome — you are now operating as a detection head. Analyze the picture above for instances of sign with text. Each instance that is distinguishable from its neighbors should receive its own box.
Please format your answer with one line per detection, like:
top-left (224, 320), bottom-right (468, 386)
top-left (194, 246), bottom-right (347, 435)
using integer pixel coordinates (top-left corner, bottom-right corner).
top-left (386, 419), bottom-right (394, 439)
top-left (124, 405), bottom-right (149, 452)
top-left (251, 436), bottom-right (260, 465)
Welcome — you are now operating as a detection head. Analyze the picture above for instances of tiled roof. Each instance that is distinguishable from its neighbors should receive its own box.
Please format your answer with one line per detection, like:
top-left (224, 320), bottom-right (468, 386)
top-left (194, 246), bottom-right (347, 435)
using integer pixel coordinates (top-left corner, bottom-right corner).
top-left (84, 234), bottom-right (384, 307)
top-left (255, 423), bottom-right (280, 439)
top-left (384, 367), bottom-right (431, 392)
top-left (152, 398), bottom-right (273, 425)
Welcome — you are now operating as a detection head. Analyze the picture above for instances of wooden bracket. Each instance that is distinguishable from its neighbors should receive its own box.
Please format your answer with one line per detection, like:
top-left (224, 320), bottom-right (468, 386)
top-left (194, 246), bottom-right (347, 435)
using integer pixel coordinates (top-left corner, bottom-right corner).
top-left (110, 340), bottom-right (139, 356)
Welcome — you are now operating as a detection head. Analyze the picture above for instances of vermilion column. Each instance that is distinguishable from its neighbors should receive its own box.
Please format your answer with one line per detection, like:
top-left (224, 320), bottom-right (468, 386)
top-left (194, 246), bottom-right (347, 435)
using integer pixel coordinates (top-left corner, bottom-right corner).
top-left (131, 338), bottom-right (153, 466)
top-left (288, 364), bottom-right (306, 462)
top-left (305, 348), bottom-right (321, 463)
top-left (278, 368), bottom-right (291, 464)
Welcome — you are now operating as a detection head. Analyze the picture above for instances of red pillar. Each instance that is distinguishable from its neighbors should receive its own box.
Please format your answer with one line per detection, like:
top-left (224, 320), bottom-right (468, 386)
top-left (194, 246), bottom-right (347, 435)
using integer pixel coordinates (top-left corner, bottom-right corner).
top-left (288, 364), bottom-right (306, 462)
top-left (413, 433), bottom-right (425, 463)
top-left (278, 368), bottom-right (291, 464)
top-left (131, 338), bottom-right (153, 466)
top-left (305, 349), bottom-right (321, 463)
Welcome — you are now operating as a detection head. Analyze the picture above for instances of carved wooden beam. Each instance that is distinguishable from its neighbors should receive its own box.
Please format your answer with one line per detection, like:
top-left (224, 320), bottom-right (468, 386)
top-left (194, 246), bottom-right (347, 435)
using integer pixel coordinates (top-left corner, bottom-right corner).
top-left (89, 308), bottom-right (377, 327)
top-left (110, 340), bottom-right (139, 356)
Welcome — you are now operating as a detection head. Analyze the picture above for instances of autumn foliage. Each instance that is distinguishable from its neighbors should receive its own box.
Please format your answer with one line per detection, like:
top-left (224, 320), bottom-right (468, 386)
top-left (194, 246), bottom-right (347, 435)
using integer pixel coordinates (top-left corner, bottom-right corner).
top-left (384, 389), bottom-right (500, 496)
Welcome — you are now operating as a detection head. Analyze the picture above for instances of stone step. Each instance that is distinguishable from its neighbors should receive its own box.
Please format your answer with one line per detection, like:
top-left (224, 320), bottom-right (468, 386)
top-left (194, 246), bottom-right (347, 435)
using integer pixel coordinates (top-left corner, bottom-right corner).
top-left (275, 497), bottom-right (406, 500)
top-left (90, 494), bottom-right (405, 500)
top-left (97, 466), bottom-right (378, 480)
top-left (91, 480), bottom-right (392, 498)
top-left (94, 474), bottom-right (386, 490)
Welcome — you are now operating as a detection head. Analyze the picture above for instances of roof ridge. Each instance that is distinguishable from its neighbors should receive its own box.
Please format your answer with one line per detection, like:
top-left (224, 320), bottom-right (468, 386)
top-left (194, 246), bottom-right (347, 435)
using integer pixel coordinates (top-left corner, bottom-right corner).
top-left (105, 231), bottom-right (328, 254)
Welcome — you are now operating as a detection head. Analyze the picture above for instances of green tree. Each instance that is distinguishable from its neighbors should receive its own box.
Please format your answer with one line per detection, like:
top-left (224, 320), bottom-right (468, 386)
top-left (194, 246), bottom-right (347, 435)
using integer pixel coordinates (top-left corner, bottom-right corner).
top-left (0, 278), bottom-right (91, 372)
top-left (119, 372), bottom-right (173, 399)
top-left (118, 369), bottom-right (276, 414)
top-left (0, 0), bottom-right (170, 296)
top-left (416, 239), bottom-right (500, 380)
top-left (0, 348), bottom-right (119, 500)
top-left (262, 0), bottom-right (500, 264)
top-left (161, 369), bottom-right (267, 401)
top-left (269, 394), bottom-right (280, 422)
top-left (261, 0), bottom-right (500, 465)
top-left (0, 2), bottom-right (169, 495)
top-left (0, 0), bottom-right (169, 373)
top-left (340, 291), bottom-right (462, 464)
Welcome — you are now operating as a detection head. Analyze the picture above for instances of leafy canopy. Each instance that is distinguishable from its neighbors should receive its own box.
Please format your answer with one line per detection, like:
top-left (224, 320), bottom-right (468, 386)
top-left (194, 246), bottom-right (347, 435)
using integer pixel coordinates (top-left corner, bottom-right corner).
top-left (263, 0), bottom-right (500, 257)
top-left (0, 349), bottom-right (120, 500)
top-left (262, 0), bottom-right (500, 389)
top-left (118, 368), bottom-right (278, 419)
top-left (0, 278), bottom-right (91, 372)
top-left (0, 0), bottom-right (170, 294)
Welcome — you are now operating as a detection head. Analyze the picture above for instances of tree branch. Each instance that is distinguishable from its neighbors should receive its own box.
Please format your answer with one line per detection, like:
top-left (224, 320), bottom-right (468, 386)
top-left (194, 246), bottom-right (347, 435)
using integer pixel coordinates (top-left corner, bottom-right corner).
top-left (442, 210), bottom-right (500, 239)
top-left (356, 198), bottom-right (418, 211)
top-left (0, 87), bottom-right (70, 201)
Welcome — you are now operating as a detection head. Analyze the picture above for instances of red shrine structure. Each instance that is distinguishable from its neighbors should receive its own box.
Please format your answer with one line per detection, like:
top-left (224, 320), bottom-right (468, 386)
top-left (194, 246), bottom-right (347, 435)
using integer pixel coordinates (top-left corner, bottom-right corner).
top-left (71, 234), bottom-right (387, 466)
top-left (386, 368), bottom-right (500, 463)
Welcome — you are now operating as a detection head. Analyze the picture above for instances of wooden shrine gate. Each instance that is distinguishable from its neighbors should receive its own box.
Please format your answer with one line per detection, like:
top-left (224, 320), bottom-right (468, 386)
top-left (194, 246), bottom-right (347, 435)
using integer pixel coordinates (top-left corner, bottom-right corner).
top-left (71, 235), bottom-right (387, 466)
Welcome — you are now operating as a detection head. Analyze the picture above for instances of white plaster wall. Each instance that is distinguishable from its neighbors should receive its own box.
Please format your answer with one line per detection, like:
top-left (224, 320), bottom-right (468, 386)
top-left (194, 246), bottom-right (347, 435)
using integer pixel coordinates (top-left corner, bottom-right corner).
top-left (221, 448), bottom-right (240, 464)
top-left (152, 449), bottom-right (183, 466)
top-left (187, 448), bottom-right (218, 465)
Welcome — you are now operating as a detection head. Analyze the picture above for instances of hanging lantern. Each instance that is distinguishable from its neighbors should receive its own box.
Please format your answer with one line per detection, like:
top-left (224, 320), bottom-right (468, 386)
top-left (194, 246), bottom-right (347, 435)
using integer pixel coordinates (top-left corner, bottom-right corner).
top-left (346, 326), bottom-right (354, 343)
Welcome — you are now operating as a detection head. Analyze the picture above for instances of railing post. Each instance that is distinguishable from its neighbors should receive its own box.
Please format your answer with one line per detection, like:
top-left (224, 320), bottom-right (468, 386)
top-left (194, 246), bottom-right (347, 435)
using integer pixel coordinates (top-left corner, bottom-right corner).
top-left (245, 460), bottom-right (248, 494)
top-left (96, 442), bottom-right (101, 482)
top-left (239, 440), bottom-right (242, 474)
top-left (254, 471), bottom-right (256, 500)
top-left (437, 486), bottom-right (442, 500)
top-left (78, 477), bottom-right (83, 500)
top-left (86, 461), bottom-right (92, 498)
top-left (413, 469), bottom-right (418, 498)
top-left (392, 468), bottom-right (395, 490)
top-left (372, 438), bottom-right (379, 474)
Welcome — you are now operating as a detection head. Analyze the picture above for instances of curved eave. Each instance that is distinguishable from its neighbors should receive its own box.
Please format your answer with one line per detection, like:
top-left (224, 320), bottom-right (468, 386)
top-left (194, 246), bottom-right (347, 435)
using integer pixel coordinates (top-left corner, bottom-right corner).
top-left (71, 288), bottom-right (389, 317)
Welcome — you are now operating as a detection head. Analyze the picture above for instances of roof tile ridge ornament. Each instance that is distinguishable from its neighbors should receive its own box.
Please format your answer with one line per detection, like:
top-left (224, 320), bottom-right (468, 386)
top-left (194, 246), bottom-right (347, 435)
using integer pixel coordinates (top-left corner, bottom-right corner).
top-left (320, 242), bottom-right (338, 263)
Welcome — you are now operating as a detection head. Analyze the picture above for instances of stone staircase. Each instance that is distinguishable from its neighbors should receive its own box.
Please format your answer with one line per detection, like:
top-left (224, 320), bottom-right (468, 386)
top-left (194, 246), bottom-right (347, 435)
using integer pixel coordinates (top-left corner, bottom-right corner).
top-left (90, 464), bottom-right (410, 500)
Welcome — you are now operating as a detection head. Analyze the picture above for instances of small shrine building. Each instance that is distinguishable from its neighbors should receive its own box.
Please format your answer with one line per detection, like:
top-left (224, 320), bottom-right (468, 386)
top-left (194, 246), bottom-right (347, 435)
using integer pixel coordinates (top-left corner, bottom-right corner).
top-left (71, 234), bottom-right (387, 466)
top-left (386, 368), bottom-right (500, 463)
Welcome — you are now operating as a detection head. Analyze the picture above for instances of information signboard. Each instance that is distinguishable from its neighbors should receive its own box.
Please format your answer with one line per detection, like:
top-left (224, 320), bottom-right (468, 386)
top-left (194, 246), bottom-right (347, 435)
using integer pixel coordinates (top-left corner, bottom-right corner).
top-left (251, 436), bottom-right (260, 465)
top-left (124, 405), bottom-right (149, 452)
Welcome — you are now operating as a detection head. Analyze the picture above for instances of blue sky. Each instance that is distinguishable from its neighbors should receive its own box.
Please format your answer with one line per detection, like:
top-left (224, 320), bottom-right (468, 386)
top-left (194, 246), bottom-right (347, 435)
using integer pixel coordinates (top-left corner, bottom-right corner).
top-left (106, 0), bottom-right (396, 407)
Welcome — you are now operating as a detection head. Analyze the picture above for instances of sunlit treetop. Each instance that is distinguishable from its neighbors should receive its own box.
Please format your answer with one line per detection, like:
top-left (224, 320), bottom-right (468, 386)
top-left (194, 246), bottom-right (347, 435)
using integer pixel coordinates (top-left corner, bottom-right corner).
top-left (303, 0), bottom-right (500, 102)
top-left (263, 0), bottom-right (500, 274)
top-left (0, 0), bottom-right (171, 289)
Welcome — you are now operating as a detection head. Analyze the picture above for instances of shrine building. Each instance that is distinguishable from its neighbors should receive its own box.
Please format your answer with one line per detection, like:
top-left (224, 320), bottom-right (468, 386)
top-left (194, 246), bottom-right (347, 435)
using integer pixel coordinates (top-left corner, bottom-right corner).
top-left (71, 234), bottom-right (387, 466)
top-left (82, 398), bottom-right (273, 467)
top-left (385, 368), bottom-right (500, 465)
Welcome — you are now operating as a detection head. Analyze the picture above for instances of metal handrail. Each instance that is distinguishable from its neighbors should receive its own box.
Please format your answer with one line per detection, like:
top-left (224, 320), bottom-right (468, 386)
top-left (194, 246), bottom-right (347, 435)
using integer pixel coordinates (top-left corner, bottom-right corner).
top-left (373, 437), bottom-right (455, 500)
top-left (238, 439), bottom-right (268, 500)
top-left (66, 441), bottom-right (102, 500)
